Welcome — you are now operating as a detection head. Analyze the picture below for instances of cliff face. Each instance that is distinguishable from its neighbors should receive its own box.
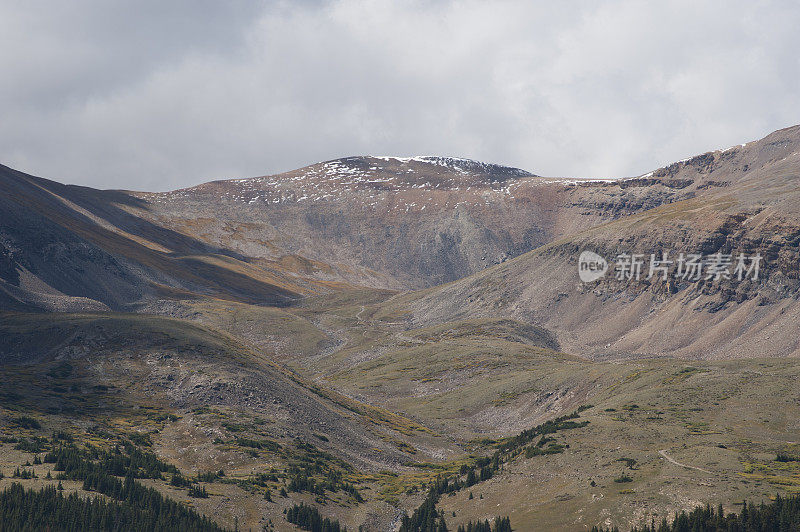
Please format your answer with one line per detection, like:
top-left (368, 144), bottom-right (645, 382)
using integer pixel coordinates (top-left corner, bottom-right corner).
top-left (395, 126), bottom-right (800, 359)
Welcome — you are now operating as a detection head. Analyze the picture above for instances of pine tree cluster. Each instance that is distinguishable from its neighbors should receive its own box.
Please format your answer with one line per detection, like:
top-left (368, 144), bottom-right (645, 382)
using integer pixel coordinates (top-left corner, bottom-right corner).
top-left (285, 502), bottom-right (347, 532)
top-left (592, 494), bottom-right (800, 532)
top-left (0, 482), bottom-right (225, 531)
top-left (456, 516), bottom-right (512, 532)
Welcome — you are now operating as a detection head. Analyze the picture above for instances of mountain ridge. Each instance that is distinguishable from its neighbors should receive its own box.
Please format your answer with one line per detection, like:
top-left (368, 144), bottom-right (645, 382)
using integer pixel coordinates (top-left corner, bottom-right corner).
top-left (3, 125), bottom-right (800, 352)
top-left (3, 126), bottom-right (800, 531)
top-left (385, 124), bottom-right (800, 359)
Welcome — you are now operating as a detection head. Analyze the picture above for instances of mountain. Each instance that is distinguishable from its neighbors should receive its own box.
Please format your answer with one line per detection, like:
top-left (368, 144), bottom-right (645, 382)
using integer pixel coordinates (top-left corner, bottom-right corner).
top-left (0, 150), bottom-right (701, 314)
top-left (390, 125), bottom-right (800, 359)
top-left (2, 127), bottom-right (800, 531)
top-left (130, 154), bottom-right (695, 289)
top-left (0, 164), bottom-right (347, 312)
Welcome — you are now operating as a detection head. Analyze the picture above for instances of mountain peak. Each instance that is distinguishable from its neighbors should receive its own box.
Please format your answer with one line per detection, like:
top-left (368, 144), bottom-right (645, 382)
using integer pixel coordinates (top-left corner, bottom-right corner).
top-left (363, 155), bottom-right (535, 178)
top-left (173, 155), bottom-right (539, 204)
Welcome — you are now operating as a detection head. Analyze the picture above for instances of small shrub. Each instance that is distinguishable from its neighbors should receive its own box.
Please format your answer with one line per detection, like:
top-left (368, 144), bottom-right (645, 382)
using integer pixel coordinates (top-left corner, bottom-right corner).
top-left (10, 416), bottom-right (41, 430)
top-left (127, 432), bottom-right (153, 447)
top-left (188, 484), bottom-right (209, 498)
top-left (47, 362), bottom-right (73, 379)
top-left (51, 431), bottom-right (74, 443)
top-left (170, 473), bottom-right (192, 488)
top-left (197, 471), bottom-right (220, 483)
top-left (14, 437), bottom-right (49, 453)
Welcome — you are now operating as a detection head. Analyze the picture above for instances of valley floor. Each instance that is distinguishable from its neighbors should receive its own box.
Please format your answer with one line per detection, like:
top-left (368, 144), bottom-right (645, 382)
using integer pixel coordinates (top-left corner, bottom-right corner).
top-left (1, 289), bottom-right (799, 530)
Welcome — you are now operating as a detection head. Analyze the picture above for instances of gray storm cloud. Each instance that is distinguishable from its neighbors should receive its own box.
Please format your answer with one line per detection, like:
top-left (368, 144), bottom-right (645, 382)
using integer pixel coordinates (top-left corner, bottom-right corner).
top-left (1, 0), bottom-right (799, 191)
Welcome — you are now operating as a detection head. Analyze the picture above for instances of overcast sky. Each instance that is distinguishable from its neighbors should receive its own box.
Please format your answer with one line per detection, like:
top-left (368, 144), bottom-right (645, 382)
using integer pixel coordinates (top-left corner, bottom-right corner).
top-left (2, 1), bottom-right (799, 191)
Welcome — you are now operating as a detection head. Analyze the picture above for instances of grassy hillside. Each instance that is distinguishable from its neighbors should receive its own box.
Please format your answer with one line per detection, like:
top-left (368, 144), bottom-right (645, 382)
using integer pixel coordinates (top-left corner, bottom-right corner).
top-left (2, 292), bottom-right (800, 530)
top-left (0, 310), bottom-right (460, 530)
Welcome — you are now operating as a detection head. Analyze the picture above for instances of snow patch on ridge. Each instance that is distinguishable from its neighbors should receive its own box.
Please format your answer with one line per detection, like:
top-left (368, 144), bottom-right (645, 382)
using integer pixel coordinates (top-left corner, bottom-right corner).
top-left (369, 155), bottom-right (534, 177)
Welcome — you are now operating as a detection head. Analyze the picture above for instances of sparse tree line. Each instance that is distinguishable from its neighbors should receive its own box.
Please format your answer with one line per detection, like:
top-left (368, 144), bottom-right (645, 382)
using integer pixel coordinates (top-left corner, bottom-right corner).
top-left (0, 408), bottom-right (593, 531)
top-left (0, 432), bottom-right (364, 531)
top-left (0, 442), bottom-right (226, 530)
top-left (591, 493), bottom-right (800, 532)
top-left (44, 442), bottom-right (177, 481)
top-left (287, 468), bottom-right (356, 498)
top-left (283, 439), bottom-right (363, 502)
top-left (399, 486), bottom-right (449, 531)
top-left (393, 407), bottom-right (593, 532)
top-left (397, 484), bottom-right (512, 532)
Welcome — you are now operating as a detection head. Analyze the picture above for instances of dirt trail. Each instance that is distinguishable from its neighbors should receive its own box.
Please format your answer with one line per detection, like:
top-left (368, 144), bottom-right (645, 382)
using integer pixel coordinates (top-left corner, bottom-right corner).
top-left (355, 304), bottom-right (426, 345)
top-left (659, 449), bottom-right (712, 474)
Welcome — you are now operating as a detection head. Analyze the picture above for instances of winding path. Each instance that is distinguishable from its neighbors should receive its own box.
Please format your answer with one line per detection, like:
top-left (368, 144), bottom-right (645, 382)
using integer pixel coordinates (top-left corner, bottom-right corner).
top-left (659, 449), bottom-right (712, 474)
top-left (355, 304), bottom-right (426, 345)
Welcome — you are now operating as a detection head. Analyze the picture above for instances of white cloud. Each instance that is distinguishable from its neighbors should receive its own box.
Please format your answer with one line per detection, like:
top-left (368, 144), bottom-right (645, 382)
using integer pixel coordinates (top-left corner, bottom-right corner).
top-left (1, 0), bottom-right (799, 190)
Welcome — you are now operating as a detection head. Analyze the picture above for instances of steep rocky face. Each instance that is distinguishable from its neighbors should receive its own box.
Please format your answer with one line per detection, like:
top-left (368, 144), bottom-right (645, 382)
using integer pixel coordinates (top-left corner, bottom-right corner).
top-left (394, 126), bottom-right (800, 359)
